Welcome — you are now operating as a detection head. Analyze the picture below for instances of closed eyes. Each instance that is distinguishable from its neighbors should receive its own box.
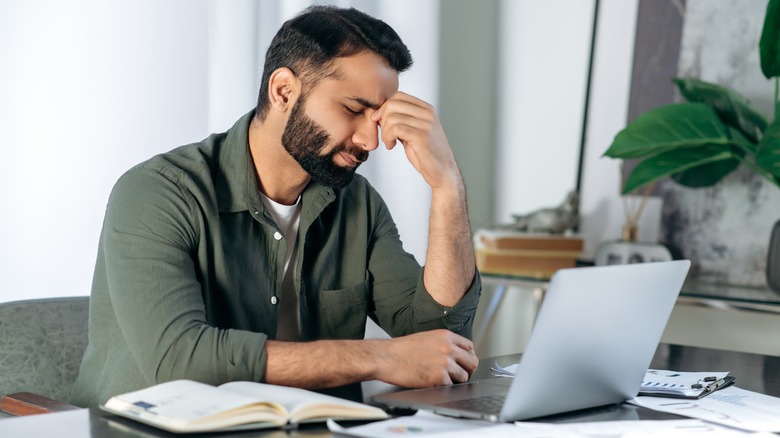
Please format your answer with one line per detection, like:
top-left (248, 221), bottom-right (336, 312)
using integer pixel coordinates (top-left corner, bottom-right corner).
top-left (344, 105), bottom-right (362, 116)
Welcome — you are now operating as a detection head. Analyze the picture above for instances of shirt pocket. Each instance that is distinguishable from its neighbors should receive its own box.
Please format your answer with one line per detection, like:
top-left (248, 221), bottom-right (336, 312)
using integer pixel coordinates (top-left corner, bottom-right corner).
top-left (317, 280), bottom-right (368, 340)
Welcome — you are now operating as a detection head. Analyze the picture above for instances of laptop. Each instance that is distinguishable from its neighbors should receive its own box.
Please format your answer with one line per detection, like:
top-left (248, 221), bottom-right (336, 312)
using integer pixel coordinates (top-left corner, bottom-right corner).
top-left (372, 260), bottom-right (691, 422)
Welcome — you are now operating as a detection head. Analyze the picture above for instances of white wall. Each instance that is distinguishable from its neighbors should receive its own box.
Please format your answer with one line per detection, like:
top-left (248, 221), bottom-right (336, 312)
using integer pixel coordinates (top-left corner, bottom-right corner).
top-left (0, 0), bottom-right (210, 302)
top-left (495, 0), bottom-right (595, 224)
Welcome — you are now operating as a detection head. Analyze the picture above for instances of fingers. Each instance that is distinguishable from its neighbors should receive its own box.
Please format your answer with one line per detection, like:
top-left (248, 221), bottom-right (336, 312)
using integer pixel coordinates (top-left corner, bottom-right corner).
top-left (370, 92), bottom-right (458, 189)
top-left (378, 112), bottom-right (432, 151)
top-left (378, 329), bottom-right (478, 388)
top-left (371, 91), bottom-right (433, 122)
top-left (372, 92), bottom-right (436, 150)
top-left (431, 330), bottom-right (477, 385)
top-left (446, 332), bottom-right (479, 382)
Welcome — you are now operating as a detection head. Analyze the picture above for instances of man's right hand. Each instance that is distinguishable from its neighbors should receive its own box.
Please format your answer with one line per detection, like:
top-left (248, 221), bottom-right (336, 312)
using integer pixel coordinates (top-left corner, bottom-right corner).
top-left (265, 329), bottom-right (478, 389)
top-left (372, 329), bottom-right (479, 387)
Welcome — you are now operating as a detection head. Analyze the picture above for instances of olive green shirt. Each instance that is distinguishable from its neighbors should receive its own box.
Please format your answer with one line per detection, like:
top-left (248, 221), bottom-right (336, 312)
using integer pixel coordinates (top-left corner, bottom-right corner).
top-left (70, 111), bottom-right (481, 408)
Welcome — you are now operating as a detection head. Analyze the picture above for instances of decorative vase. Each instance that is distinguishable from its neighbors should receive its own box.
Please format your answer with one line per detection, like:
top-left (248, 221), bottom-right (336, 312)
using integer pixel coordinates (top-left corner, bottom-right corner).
top-left (768, 220), bottom-right (780, 293)
top-left (594, 223), bottom-right (672, 266)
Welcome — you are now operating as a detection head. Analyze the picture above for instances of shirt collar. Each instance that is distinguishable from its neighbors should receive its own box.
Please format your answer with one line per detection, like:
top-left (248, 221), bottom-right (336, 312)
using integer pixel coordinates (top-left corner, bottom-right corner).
top-left (215, 110), bottom-right (336, 215)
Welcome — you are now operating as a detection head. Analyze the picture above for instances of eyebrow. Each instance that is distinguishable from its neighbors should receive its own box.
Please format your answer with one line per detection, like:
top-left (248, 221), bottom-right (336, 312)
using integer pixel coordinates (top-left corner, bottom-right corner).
top-left (347, 96), bottom-right (381, 110)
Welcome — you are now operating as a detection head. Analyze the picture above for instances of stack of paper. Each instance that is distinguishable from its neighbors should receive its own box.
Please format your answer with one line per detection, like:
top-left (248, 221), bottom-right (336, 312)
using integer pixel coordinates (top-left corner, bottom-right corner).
top-left (631, 386), bottom-right (780, 433)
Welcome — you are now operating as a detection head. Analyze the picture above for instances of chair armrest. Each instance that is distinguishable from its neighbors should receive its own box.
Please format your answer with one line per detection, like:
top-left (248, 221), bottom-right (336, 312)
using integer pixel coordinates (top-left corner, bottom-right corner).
top-left (1, 392), bottom-right (80, 416)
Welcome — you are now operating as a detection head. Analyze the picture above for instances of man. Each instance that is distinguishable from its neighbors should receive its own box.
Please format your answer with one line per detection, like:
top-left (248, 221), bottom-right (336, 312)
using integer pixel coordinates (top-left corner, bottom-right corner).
top-left (71, 5), bottom-right (480, 408)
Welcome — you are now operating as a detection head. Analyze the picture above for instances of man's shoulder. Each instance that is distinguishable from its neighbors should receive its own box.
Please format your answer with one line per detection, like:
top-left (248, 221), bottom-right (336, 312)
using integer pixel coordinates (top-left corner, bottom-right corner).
top-left (130, 134), bottom-right (224, 180)
top-left (108, 134), bottom-right (231, 209)
top-left (121, 111), bottom-right (252, 192)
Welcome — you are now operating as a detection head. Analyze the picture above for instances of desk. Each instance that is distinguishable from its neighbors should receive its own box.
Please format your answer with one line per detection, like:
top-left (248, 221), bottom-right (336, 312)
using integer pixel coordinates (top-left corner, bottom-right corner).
top-left (679, 280), bottom-right (780, 314)
top-left (3, 344), bottom-right (779, 436)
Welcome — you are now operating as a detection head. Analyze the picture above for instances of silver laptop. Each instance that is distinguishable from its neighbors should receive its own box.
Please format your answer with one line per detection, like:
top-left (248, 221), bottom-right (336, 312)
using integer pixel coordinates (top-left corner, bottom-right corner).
top-left (372, 260), bottom-right (691, 422)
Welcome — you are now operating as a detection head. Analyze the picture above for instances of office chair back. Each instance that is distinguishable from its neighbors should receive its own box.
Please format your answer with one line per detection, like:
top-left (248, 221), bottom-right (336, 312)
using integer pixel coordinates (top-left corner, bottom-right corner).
top-left (0, 296), bottom-right (89, 416)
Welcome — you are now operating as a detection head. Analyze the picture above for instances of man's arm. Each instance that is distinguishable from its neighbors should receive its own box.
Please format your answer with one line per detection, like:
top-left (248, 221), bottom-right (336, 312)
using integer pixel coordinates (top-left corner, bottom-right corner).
top-left (371, 92), bottom-right (476, 306)
top-left (264, 329), bottom-right (477, 388)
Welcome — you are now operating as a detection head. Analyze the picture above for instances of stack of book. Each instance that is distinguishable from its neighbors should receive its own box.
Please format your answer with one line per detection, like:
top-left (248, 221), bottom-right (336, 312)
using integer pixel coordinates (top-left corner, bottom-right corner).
top-left (475, 230), bottom-right (584, 279)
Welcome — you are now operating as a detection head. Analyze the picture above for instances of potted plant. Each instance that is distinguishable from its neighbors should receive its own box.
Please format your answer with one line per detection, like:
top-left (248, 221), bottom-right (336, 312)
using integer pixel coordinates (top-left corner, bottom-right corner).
top-left (603, 0), bottom-right (780, 291)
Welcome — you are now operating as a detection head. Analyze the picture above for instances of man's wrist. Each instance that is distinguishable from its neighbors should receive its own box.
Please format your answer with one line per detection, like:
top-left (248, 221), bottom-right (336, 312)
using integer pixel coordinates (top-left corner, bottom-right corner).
top-left (362, 338), bottom-right (389, 382)
top-left (430, 171), bottom-right (465, 203)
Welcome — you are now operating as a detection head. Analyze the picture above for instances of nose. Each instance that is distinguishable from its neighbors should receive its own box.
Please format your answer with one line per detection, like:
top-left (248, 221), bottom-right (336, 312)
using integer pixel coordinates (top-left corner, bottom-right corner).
top-left (352, 116), bottom-right (379, 152)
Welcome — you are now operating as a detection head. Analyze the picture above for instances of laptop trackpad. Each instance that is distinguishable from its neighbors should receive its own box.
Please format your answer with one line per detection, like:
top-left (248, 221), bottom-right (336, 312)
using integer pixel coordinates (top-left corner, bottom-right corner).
top-left (376, 378), bottom-right (511, 406)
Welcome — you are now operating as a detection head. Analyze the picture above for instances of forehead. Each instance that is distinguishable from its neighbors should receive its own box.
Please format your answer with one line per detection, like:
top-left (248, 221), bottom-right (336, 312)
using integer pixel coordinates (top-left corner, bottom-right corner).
top-left (313, 51), bottom-right (399, 106)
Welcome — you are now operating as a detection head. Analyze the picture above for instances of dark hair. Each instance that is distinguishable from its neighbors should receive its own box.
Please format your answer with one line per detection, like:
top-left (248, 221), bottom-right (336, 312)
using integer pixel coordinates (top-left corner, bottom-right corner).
top-left (255, 5), bottom-right (413, 120)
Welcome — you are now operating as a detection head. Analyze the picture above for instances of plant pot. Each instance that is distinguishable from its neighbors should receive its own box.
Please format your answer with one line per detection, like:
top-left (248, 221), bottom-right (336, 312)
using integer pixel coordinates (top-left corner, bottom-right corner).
top-left (768, 219), bottom-right (780, 293)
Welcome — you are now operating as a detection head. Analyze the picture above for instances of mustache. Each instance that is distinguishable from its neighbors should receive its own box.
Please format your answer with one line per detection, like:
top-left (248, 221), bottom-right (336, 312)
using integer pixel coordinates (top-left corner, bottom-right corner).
top-left (334, 144), bottom-right (369, 163)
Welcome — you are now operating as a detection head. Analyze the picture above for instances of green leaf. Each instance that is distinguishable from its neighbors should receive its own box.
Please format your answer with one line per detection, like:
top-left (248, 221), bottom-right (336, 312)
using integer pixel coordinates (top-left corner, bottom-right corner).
top-left (622, 144), bottom-right (738, 194)
top-left (674, 78), bottom-right (768, 142)
top-left (727, 125), bottom-right (758, 155)
top-left (757, 120), bottom-right (780, 178)
top-left (760, 0), bottom-right (780, 79)
top-left (671, 155), bottom-right (741, 188)
top-left (605, 103), bottom-right (730, 159)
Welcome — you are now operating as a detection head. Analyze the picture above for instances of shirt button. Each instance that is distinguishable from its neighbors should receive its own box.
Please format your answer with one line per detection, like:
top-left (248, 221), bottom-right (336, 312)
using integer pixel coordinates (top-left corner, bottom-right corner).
top-left (271, 296), bottom-right (278, 305)
top-left (443, 310), bottom-right (449, 315)
top-left (273, 232), bottom-right (282, 240)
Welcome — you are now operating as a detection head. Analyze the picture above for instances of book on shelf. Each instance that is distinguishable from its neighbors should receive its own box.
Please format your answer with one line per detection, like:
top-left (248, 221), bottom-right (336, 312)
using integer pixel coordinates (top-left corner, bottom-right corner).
top-left (476, 247), bottom-right (580, 278)
top-left (475, 230), bottom-right (583, 279)
top-left (100, 379), bottom-right (388, 434)
top-left (478, 230), bottom-right (584, 252)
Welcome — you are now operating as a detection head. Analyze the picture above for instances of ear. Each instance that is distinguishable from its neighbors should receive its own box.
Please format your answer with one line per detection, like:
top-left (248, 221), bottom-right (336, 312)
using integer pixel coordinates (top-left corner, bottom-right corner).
top-left (267, 67), bottom-right (301, 112)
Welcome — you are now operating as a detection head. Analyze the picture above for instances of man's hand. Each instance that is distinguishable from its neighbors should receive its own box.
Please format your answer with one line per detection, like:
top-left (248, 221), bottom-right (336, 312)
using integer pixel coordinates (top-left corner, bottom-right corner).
top-left (264, 330), bottom-right (478, 389)
top-left (374, 329), bottom-right (479, 387)
top-left (371, 92), bottom-right (460, 190)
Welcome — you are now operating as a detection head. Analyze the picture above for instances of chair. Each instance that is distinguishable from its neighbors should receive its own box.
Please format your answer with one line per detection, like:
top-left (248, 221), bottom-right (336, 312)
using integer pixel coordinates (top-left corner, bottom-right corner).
top-left (0, 296), bottom-right (89, 417)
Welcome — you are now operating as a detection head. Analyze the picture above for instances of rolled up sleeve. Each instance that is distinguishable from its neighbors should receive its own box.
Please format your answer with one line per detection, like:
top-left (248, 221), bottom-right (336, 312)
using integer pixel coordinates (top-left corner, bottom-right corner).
top-left (367, 186), bottom-right (481, 339)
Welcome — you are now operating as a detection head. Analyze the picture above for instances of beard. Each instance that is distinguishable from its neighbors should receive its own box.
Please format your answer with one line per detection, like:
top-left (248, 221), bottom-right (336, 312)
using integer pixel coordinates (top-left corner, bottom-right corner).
top-left (281, 97), bottom-right (369, 190)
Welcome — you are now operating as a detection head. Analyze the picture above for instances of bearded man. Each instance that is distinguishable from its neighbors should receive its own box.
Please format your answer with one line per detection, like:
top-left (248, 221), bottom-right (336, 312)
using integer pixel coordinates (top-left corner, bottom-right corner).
top-left (71, 5), bottom-right (480, 408)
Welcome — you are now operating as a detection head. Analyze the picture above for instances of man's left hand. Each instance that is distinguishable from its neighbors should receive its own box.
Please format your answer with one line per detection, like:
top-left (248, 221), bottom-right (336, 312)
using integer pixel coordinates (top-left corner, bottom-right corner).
top-left (371, 92), bottom-right (460, 190)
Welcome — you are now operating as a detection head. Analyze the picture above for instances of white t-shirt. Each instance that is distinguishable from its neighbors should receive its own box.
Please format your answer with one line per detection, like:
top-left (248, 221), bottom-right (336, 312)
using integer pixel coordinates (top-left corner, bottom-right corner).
top-left (259, 192), bottom-right (302, 341)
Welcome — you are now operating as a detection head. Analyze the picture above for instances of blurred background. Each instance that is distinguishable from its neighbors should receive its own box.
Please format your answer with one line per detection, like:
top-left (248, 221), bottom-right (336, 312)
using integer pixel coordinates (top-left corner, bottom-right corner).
top-left (0, 0), bottom-right (614, 303)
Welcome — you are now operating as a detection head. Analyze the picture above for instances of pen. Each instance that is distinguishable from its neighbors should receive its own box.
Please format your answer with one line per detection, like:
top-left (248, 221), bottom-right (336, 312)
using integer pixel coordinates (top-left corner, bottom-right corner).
top-left (701, 376), bottom-right (734, 394)
top-left (691, 376), bottom-right (717, 389)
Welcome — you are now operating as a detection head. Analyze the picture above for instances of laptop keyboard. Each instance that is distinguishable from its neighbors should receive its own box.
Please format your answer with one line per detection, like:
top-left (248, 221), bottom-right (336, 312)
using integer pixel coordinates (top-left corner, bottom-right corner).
top-left (439, 394), bottom-right (506, 414)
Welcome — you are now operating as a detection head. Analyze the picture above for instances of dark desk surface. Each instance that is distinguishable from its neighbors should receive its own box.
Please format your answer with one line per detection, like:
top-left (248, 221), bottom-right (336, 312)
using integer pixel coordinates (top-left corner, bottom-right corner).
top-left (3, 344), bottom-right (780, 437)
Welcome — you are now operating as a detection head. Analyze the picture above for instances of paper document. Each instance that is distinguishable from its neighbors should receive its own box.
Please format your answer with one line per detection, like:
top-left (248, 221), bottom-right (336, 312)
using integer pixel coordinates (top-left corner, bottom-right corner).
top-left (331, 418), bottom-right (775, 437)
top-left (327, 410), bottom-right (495, 437)
top-left (490, 362), bottom-right (518, 377)
top-left (513, 419), bottom-right (775, 437)
top-left (640, 369), bottom-right (731, 398)
top-left (631, 386), bottom-right (780, 432)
